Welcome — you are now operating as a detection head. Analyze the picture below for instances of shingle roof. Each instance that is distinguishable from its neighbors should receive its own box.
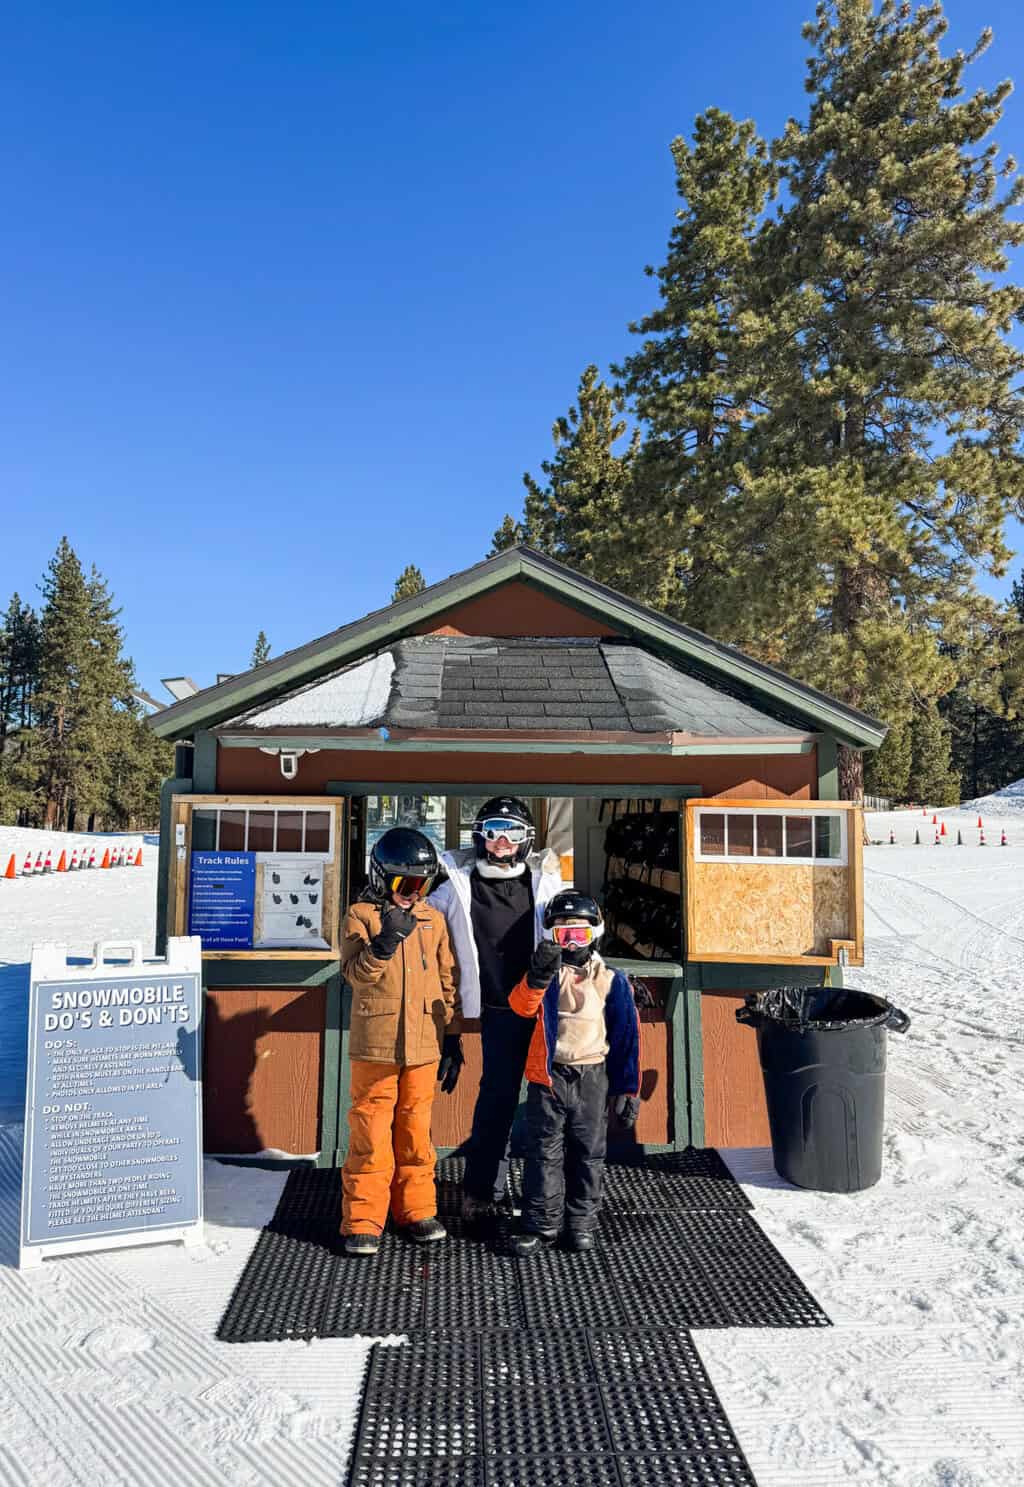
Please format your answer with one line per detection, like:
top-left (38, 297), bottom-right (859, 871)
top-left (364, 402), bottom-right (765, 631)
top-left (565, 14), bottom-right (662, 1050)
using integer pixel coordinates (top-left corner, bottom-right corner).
top-left (219, 636), bottom-right (808, 738)
top-left (150, 545), bottom-right (886, 748)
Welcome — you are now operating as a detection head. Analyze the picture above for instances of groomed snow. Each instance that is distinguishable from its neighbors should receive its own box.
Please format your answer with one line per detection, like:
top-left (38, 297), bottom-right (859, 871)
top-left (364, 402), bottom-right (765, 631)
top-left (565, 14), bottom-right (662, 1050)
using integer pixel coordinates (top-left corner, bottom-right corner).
top-left (1, 817), bottom-right (1023, 1484)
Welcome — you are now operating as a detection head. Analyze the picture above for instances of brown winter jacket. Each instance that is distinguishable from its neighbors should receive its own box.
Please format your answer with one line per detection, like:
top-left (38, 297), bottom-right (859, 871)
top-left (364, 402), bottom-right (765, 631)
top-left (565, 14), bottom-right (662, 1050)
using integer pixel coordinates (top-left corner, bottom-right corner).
top-left (342, 898), bottom-right (461, 1066)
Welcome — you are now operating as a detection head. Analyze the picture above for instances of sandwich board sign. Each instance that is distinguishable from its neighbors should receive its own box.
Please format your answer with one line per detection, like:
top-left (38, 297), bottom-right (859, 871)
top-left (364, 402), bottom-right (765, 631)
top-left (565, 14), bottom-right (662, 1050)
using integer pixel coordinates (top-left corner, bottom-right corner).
top-left (20, 937), bottom-right (204, 1269)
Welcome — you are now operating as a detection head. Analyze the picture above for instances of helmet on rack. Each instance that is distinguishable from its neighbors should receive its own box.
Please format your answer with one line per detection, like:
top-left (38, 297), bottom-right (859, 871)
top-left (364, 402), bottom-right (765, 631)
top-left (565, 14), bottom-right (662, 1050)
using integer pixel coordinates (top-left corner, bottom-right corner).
top-left (472, 797), bottom-right (535, 868)
top-left (368, 828), bottom-right (439, 902)
top-left (543, 888), bottom-right (604, 967)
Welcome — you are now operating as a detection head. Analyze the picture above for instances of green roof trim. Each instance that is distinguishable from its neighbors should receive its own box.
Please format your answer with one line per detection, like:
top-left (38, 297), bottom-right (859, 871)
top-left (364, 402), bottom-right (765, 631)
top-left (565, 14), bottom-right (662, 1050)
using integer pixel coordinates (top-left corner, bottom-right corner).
top-left (149, 546), bottom-right (885, 749)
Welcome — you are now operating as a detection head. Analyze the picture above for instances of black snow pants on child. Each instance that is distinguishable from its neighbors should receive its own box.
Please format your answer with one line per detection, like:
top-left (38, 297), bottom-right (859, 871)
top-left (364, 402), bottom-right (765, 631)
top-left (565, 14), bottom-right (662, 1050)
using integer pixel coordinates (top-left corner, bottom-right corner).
top-left (521, 1062), bottom-right (609, 1236)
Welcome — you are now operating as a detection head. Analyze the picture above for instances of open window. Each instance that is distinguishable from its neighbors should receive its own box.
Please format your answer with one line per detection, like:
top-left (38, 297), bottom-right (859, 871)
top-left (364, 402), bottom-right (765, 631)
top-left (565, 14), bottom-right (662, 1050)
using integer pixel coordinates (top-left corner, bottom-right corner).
top-left (684, 798), bottom-right (863, 966)
top-left (168, 795), bottom-right (345, 959)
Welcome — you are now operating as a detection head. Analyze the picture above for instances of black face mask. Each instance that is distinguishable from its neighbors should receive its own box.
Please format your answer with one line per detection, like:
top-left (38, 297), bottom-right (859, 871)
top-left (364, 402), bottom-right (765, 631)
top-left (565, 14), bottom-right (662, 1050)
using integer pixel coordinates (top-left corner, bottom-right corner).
top-left (560, 942), bottom-right (596, 968)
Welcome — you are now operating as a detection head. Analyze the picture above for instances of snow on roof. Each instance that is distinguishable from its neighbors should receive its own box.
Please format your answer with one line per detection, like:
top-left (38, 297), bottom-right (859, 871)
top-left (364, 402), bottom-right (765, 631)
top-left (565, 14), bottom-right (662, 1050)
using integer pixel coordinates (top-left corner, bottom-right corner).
top-left (960, 778), bottom-right (1024, 816)
top-left (223, 651), bottom-right (395, 728)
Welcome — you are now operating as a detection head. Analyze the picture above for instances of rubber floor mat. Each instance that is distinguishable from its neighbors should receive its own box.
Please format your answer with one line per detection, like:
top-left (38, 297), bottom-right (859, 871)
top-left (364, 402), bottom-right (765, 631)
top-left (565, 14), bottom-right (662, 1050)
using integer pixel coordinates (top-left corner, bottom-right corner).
top-left (600, 1147), bottom-right (752, 1214)
top-left (346, 1329), bottom-right (757, 1487)
top-left (217, 1161), bottom-right (827, 1341)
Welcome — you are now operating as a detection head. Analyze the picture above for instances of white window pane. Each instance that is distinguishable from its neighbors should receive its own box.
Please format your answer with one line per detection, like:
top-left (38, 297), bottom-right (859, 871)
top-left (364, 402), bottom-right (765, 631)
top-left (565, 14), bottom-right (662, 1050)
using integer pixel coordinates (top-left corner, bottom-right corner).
top-left (727, 814), bottom-right (754, 857)
top-left (785, 815), bottom-right (813, 858)
top-left (815, 815), bottom-right (842, 859)
top-left (700, 814), bottom-right (725, 856)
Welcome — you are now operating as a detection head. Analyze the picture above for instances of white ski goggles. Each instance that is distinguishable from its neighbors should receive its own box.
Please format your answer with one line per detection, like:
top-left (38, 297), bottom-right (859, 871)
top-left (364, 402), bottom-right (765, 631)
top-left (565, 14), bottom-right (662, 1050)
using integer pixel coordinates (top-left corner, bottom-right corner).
top-left (477, 818), bottom-right (531, 844)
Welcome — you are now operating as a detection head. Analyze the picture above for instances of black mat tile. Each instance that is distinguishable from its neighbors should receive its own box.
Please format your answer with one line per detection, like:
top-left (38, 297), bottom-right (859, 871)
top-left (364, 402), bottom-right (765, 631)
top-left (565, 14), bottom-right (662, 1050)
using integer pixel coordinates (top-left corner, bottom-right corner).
top-left (320, 1232), bottom-right (428, 1338)
top-left (347, 1461), bottom-right (484, 1487)
top-left (216, 1226), bottom-right (335, 1342)
top-left (599, 1211), bottom-right (831, 1329)
top-left (600, 1148), bottom-right (752, 1214)
top-left (346, 1330), bottom-right (757, 1487)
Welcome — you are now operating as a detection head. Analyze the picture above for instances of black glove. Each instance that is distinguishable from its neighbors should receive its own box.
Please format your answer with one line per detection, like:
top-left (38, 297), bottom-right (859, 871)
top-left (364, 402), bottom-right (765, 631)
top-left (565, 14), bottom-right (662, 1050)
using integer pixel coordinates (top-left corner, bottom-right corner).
top-left (437, 1034), bottom-right (464, 1094)
top-left (369, 904), bottom-right (416, 959)
top-left (609, 1093), bottom-right (641, 1128)
top-left (526, 940), bottom-right (562, 989)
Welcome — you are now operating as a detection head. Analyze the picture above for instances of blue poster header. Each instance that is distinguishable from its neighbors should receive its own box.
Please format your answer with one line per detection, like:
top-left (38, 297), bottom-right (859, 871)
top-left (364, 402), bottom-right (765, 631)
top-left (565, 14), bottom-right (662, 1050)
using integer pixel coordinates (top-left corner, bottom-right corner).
top-left (188, 851), bottom-right (255, 949)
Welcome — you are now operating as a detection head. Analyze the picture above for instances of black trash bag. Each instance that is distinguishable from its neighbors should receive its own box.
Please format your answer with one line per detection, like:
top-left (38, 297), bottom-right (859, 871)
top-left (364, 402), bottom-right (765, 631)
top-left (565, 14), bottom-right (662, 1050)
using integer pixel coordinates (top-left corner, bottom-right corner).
top-left (736, 985), bottom-right (910, 1193)
top-left (737, 985), bottom-right (910, 1034)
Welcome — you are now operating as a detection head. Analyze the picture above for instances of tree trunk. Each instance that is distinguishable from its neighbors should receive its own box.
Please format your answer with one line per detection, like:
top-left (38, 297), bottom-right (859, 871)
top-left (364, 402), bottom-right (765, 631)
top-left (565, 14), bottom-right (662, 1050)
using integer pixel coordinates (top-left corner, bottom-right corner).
top-left (838, 745), bottom-right (864, 801)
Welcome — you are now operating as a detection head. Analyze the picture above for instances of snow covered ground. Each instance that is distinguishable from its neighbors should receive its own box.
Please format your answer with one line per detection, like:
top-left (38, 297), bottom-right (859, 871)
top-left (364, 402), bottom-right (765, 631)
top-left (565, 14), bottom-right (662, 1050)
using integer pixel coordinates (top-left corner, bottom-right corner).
top-left (1, 816), bottom-right (1023, 1485)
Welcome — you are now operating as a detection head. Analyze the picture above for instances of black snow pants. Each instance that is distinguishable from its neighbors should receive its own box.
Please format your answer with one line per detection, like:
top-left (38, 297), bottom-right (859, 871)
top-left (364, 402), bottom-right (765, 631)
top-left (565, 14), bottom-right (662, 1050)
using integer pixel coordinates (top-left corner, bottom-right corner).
top-left (463, 1005), bottom-right (537, 1204)
top-left (521, 1062), bottom-right (609, 1236)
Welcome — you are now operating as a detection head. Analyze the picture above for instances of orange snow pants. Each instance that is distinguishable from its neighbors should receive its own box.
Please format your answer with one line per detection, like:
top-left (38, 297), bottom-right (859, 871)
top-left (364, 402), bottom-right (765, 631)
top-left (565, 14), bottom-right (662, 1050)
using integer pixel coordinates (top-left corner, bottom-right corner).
top-left (341, 1060), bottom-right (438, 1235)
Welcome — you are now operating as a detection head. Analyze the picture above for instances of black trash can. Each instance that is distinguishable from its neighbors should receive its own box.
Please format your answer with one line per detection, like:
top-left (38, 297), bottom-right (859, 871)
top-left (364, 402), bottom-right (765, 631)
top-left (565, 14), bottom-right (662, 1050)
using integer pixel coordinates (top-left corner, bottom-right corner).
top-left (736, 986), bottom-right (910, 1193)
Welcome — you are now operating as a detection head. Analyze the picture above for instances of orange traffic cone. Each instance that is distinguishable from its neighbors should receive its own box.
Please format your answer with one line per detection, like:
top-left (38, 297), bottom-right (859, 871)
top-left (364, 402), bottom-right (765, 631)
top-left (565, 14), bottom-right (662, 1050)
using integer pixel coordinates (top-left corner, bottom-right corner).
top-left (134, 846), bottom-right (144, 866)
top-left (100, 848), bottom-right (111, 868)
top-left (56, 850), bottom-right (67, 872)
top-left (940, 821), bottom-right (946, 837)
top-left (922, 807), bottom-right (928, 816)
top-left (3, 854), bottom-right (16, 879)
top-left (977, 816), bottom-right (983, 829)
top-left (931, 814), bottom-right (937, 826)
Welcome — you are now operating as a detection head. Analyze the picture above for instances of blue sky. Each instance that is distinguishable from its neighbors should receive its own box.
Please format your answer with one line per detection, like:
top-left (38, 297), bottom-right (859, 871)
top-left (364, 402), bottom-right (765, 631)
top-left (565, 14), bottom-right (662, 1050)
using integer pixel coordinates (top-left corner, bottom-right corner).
top-left (2, 0), bottom-right (1023, 697)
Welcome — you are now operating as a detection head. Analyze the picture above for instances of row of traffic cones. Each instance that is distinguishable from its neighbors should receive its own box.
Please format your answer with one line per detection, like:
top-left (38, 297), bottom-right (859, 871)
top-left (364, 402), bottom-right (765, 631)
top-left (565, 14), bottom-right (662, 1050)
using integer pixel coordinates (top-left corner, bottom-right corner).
top-left (904, 824), bottom-right (1008, 846)
top-left (2, 844), bottom-right (144, 879)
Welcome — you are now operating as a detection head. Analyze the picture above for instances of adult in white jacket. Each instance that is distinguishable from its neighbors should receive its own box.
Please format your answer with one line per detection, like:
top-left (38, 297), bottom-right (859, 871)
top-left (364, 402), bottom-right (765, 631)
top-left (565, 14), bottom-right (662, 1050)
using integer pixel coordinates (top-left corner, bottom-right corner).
top-left (428, 797), bottom-right (562, 1222)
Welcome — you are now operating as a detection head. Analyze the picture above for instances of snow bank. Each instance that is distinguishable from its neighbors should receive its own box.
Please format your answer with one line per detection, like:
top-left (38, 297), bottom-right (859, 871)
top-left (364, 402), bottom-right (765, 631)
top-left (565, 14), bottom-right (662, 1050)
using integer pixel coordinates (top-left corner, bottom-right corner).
top-left (961, 776), bottom-right (1024, 816)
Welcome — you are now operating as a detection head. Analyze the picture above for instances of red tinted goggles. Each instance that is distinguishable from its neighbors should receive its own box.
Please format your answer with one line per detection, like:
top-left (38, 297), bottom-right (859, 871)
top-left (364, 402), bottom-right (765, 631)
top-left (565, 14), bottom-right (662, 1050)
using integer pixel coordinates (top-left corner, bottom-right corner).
top-left (551, 924), bottom-right (597, 947)
top-left (388, 874), bottom-right (434, 899)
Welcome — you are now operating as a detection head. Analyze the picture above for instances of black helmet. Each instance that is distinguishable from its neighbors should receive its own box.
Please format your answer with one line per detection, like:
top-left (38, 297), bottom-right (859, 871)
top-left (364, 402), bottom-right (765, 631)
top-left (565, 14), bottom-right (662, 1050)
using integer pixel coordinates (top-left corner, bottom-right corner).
top-left (369, 827), bottom-right (439, 901)
top-left (543, 889), bottom-right (604, 966)
top-left (472, 796), bottom-right (535, 867)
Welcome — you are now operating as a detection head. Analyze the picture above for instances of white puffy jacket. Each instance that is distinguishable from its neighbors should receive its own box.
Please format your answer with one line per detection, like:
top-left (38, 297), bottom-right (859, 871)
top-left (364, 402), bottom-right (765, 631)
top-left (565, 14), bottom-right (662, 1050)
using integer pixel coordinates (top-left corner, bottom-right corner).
top-left (427, 846), bottom-right (564, 1018)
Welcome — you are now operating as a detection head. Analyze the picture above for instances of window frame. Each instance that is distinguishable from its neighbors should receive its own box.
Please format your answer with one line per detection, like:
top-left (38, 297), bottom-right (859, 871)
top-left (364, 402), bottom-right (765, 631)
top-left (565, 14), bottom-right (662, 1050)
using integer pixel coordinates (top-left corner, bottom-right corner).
top-left (193, 804), bottom-right (335, 861)
top-left (694, 806), bottom-right (848, 867)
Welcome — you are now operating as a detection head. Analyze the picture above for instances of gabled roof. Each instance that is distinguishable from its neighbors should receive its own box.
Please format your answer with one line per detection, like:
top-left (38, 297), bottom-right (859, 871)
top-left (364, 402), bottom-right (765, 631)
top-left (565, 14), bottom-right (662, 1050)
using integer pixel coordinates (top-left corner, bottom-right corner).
top-left (150, 546), bottom-right (885, 748)
top-left (218, 636), bottom-right (810, 739)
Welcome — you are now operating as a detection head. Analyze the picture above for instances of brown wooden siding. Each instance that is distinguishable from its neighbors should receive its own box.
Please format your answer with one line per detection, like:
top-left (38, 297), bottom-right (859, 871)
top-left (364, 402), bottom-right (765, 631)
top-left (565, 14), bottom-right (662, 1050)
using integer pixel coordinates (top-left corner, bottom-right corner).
top-left (217, 746), bottom-right (817, 798)
top-left (701, 991), bottom-right (771, 1148)
top-left (415, 580), bottom-right (618, 638)
top-left (203, 986), bottom-right (325, 1154)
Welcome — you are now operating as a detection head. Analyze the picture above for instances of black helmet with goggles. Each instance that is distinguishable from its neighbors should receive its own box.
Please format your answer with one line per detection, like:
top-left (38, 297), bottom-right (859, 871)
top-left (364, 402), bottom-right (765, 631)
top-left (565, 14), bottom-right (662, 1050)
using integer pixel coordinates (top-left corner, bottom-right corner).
top-left (368, 827), bottom-right (438, 902)
top-left (543, 888), bottom-right (604, 966)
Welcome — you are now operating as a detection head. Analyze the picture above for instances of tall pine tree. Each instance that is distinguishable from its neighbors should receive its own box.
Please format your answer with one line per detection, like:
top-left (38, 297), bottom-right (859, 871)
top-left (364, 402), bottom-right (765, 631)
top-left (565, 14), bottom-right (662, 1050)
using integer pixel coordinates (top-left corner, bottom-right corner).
top-left (250, 631), bottom-right (271, 667)
top-left (493, 366), bottom-right (640, 590)
top-left (738, 0), bottom-right (1024, 795)
top-left (34, 540), bottom-right (135, 829)
top-left (616, 108), bottom-right (775, 618)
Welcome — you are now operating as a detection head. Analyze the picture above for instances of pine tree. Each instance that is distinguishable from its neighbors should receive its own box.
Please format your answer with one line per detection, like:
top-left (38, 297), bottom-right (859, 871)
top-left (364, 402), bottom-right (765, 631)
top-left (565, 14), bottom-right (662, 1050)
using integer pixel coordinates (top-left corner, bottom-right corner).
top-left (501, 366), bottom-right (641, 590)
top-left (616, 109), bottom-right (775, 617)
top-left (0, 594), bottom-right (42, 823)
top-left (735, 0), bottom-right (1024, 797)
top-left (863, 714), bottom-right (912, 801)
top-left (910, 702), bottom-right (961, 804)
top-left (33, 540), bottom-right (135, 829)
top-left (250, 630), bottom-right (271, 668)
top-left (392, 565), bottom-right (427, 602)
top-left (489, 514), bottom-right (526, 555)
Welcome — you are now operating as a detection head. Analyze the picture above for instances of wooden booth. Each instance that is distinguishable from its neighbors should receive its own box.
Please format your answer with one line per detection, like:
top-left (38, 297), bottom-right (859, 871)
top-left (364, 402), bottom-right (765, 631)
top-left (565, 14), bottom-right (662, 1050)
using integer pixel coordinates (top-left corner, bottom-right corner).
top-left (149, 546), bottom-right (883, 1160)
